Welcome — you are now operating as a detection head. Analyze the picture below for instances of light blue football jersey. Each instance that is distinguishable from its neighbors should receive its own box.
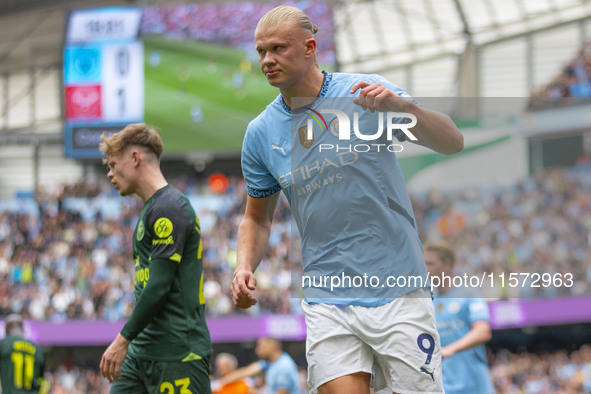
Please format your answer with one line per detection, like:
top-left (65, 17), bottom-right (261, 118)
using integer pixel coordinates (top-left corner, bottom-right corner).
top-left (258, 352), bottom-right (300, 394)
top-left (434, 287), bottom-right (494, 394)
top-left (241, 71), bottom-right (429, 305)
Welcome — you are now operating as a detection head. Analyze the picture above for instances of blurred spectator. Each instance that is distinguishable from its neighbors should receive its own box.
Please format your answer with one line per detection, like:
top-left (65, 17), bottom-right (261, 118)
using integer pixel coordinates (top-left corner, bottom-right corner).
top-left (41, 344), bottom-right (591, 393)
top-left (530, 41), bottom-right (591, 109)
top-left (140, 1), bottom-right (335, 66)
top-left (1, 163), bottom-right (591, 320)
top-left (213, 353), bottom-right (251, 394)
top-left (490, 345), bottom-right (591, 393)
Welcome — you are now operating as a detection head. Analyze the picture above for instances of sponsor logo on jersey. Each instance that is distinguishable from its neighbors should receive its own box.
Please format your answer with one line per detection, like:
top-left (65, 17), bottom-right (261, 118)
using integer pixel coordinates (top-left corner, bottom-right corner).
top-left (135, 267), bottom-right (149, 287)
top-left (136, 220), bottom-right (145, 241)
top-left (329, 116), bottom-right (340, 137)
top-left (154, 217), bottom-right (173, 238)
top-left (271, 139), bottom-right (287, 155)
top-left (153, 236), bottom-right (174, 246)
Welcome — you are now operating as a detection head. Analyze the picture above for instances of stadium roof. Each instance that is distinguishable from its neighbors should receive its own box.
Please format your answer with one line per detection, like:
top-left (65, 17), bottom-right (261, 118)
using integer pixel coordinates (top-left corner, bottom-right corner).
top-left (334, 0), bottom-right (591, 72)
top-left (0, 0), bottom-right (590, 136)
top-left (1, 0), bottom-right (590, 74)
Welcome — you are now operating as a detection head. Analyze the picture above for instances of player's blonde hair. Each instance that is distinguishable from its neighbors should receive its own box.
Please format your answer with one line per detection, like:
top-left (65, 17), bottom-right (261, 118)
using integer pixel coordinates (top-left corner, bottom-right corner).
top-left (99, 123), bottom-right (163, 164)
top-left (256, 6), bottom-right (320, 68)
top-left (424, 241), bottom-right (456, 267)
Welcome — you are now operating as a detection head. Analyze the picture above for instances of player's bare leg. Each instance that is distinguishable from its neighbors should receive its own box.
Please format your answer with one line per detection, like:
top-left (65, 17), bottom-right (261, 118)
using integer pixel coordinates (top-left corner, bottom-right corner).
top-left (317, 372), bottom-right (371, 394)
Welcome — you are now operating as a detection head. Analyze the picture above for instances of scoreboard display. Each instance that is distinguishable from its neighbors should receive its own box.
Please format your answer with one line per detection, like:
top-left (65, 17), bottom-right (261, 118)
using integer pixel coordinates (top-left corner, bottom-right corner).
top-left (62, 2), bottom-right (334, 157)
top-left (63, 7), bottom-right (144, 158)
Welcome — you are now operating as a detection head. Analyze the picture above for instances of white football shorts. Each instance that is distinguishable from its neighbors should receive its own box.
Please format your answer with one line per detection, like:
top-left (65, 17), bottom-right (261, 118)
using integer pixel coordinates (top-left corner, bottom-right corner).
top-left (302, 288), bottom-right (444, 394)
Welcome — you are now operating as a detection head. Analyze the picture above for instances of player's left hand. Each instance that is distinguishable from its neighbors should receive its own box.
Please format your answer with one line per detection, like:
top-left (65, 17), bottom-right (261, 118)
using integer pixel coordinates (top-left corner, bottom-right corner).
top-left (350, 81), bottom-right (409, 113)
top-left (100, 333), bottom-right (130, 383)
top-left (441, 345), bottom-right (456, 359)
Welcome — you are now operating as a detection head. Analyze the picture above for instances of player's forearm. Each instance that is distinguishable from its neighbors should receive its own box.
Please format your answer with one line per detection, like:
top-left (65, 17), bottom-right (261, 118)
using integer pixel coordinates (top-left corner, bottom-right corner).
top-left (120, 258), bottom-right (176, 341)
top-left (236, 216), bottom-right (272, 274)
top-left (402, 102), bottom-right (464, 155)
top-left (446, 321), bottom-right (492, 354)
top-left (218, 362), bottom-right (262, 386)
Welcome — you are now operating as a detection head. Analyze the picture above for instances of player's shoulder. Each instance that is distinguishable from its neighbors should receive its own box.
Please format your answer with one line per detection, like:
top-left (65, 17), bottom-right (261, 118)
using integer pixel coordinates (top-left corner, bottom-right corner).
top-left (330, 71), bottom-right (409, 96)
top-left (154, 185), bottom-right (183, 202)
top-left (330, 71), bottom-right (392, 85)
top-left (278, 352), bottom-right (298, 369)
top-left (1, 335), bottom-right (38, 350)
top-left (150, 186), bottom-right (191, 213)
top-left (245, 94), bottom-right (284, 139)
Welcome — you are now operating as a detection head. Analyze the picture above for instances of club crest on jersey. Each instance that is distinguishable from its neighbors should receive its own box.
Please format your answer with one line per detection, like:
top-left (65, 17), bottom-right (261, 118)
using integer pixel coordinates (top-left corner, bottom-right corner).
top-left (136, 220), bottom-right (145, 241)
top-left (298, 125), bottom-right (314, 149)
top-left (329, 116), bottom-right (340, 137)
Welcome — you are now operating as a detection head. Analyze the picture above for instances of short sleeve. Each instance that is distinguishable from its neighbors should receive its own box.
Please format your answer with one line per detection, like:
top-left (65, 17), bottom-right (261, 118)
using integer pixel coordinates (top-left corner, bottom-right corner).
top-left (147, 196), bottom-right (192, 262)
top-left (258, 360), bottom-right (268, 372)
top-left (241, 124), bottom-right (281, 198)
top-left (467, 298), bottom-right (490, 325)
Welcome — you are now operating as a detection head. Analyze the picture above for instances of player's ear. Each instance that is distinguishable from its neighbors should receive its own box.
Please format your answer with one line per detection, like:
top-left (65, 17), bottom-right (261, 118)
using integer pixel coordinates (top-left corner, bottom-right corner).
top-left (304, 37), bottom-right (316, 58)
top-left (131, 149), bottom-right (141, 167)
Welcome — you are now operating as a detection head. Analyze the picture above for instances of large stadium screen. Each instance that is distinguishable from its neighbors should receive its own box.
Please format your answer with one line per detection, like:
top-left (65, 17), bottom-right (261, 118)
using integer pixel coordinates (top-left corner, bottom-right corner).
top-left (63, 1), bottom-right (335, 158)
top-left (63, 7), bottom-right (144, 158)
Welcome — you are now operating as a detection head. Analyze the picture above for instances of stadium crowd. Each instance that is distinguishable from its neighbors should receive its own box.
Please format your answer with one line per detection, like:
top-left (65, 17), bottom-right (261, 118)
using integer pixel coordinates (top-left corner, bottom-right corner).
top-left (1, 164), bottom-right (590, 321)
top-left (530, 40), bottom-right (591, 107)
top-left (490, 345), bottom-right (591, 393)
top-left (48, 364), bottom-right (109, 393)
top-left (414, 165), bottom-right (591, 299)
top-left (140, 1), bottom-right (335, 65)
top-left (38, 343), bottom-right (591, 393)
top-left (1, 164), bottom-right (591, 391)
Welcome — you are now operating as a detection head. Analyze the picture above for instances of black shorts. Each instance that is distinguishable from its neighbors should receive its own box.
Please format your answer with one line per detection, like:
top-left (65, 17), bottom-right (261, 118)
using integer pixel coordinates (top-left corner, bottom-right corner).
top-left (110, 353), bottom-right (211, 394)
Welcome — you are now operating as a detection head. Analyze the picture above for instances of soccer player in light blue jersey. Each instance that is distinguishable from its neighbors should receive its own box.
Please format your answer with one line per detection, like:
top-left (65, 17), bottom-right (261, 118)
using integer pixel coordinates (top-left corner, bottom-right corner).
top-left (213, 338), bottom-right (300, 394)
top-left (231, 5), bottom-right (463, 394)
top-left (425, 241), bottom-right (495, 394)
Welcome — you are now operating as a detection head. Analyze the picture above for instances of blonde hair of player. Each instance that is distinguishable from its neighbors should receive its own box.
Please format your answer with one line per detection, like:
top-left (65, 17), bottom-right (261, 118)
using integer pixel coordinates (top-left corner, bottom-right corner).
top-left (99, 123), bottom-right (163, 164)
top-left (424, 240), bottom-right (457, 267)
top-left (256, 5), bottom-right (320, 68)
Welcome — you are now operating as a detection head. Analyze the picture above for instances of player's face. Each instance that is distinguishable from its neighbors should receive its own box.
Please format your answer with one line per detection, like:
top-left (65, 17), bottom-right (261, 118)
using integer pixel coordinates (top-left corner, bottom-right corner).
top-left (424, 251), bottom-right (445, 278)
top-left (215, 359), bottom-right (234, 377)
top-left (255, 23), bottom-right (312, 89)
top-left (255, 339), bottom-right (271, 361)
top-left (107, 150), bottom-right (137, 196)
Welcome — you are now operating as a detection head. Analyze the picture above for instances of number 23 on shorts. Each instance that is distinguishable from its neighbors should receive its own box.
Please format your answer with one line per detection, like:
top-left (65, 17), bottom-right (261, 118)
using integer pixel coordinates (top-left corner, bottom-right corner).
top-left (160, 377), bottom-right (191, 394)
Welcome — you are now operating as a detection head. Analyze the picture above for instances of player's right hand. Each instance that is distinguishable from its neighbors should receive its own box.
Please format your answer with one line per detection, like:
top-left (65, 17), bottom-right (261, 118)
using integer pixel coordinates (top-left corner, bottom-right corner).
top-left (100, 333), bottom-right (129, 383)
top-left (231, 268), bottom-right (257, 308)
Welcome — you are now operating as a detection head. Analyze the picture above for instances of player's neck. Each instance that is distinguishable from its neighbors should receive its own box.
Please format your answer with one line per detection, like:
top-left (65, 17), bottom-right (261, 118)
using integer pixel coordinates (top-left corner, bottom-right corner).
top-left (269, 350), bottom-right (282, 363)
top-left (280, 68), bottom-right (325, 109)
top-left (135, 168), bottom-right (168, 203)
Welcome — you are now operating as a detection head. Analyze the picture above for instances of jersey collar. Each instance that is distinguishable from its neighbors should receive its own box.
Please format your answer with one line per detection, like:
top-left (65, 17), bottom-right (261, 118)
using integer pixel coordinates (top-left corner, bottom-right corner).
top-left (278, 70), bottom-right (332, 113)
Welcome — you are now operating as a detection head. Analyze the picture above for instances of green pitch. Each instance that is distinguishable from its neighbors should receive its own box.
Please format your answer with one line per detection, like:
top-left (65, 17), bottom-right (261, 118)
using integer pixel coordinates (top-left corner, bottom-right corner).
top-left (144, 36), bottom-right (277, 154)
